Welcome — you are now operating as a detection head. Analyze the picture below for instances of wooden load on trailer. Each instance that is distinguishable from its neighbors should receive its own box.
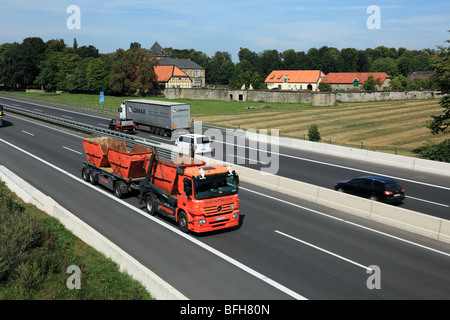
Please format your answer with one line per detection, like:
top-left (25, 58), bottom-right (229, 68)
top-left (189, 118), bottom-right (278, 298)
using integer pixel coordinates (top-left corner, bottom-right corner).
top-left (81, 136), bottom-right (240, 233)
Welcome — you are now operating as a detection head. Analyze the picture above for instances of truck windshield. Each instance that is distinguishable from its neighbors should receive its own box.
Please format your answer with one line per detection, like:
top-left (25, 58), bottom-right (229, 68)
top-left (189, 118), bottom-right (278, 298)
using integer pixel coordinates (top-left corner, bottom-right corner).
top-left (193, 173), bottom-right (238, 200)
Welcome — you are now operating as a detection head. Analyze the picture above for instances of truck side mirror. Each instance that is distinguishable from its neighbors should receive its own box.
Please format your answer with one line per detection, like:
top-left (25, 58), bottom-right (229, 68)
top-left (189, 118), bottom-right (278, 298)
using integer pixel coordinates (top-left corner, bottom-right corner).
top-left (183, 178), bottom-right (192, 197)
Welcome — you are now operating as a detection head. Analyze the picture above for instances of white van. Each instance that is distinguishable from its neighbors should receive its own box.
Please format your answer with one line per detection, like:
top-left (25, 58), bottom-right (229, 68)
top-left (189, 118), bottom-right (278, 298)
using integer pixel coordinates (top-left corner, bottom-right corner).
top-left (174, 134), bottom-right (212, 155)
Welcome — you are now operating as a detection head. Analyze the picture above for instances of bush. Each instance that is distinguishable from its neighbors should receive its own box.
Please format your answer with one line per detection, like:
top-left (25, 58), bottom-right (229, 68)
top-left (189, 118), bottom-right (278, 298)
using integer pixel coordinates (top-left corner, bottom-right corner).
top-left (308, 124), bottom-right (321, 142)
top-left (416, 139), bottom-right (450, 162)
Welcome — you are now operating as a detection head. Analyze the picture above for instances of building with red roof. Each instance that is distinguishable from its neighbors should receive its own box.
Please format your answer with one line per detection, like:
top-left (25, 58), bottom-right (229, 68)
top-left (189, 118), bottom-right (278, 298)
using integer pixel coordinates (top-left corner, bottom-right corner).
top-left (321, 72), bottom-right (391, 91)
top-left (153, 65), bottom-right (192, 89)
top-left (265, 70), bottom-right (325, 91)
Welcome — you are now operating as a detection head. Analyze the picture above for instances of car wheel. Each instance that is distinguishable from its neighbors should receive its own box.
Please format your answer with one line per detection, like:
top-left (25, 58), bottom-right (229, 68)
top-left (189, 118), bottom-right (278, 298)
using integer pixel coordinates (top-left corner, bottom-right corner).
top-left (370, 195), bottom-right (378, 201)
top-left (337, 187), bottom-right (344, 193)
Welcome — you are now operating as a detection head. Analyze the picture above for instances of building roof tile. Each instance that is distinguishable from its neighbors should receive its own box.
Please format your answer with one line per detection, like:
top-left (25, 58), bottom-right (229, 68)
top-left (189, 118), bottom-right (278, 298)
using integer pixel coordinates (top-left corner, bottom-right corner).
top-left (264, 70), bottom-right (325, 83)
top-left (321, 72), bottom-right (390, 84)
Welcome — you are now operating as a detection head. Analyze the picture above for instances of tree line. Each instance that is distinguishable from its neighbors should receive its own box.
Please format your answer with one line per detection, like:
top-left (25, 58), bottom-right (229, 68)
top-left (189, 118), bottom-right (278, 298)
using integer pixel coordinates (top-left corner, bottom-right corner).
top-left (0, 37), bottom-right (440, 94)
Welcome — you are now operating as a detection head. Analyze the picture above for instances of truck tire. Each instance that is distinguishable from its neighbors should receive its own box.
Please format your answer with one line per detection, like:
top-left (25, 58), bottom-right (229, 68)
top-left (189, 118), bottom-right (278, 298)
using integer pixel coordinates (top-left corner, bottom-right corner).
top-left (89, 171), bottom-right (98, 185)
top-left (145, 193), bottom-right (156, 216)
top-left (114, 181), bottom-right (126, 198)
top-left (82, 167), bottom-right (91, 182)
top-left (178, 212), bottom-right (189, 233)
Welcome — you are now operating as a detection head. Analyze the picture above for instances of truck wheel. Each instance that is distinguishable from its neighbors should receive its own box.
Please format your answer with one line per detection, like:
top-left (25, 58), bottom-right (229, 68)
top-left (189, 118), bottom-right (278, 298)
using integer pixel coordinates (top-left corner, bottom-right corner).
top-left (89, 171), bottom-right (98, 185)
top-left (114, 181), bottom-right (125, 198)
top-left (82, 167), bottom-right (91, 182)
top-left (145, 194), bottom-right (156, 216)
top-left (178, 212), bottom-right (189, 233)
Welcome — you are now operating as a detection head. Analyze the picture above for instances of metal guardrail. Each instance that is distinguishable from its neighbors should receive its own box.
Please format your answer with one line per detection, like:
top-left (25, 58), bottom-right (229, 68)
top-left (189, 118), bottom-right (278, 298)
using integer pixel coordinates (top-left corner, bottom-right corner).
top-left (2, 104), bottom-right (175, 159)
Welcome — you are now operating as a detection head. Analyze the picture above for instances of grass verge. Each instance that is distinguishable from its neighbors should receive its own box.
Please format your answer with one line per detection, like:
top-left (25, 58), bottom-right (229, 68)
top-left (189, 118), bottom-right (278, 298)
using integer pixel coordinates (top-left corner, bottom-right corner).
top-left (0, 180), bottom-right (153, 300)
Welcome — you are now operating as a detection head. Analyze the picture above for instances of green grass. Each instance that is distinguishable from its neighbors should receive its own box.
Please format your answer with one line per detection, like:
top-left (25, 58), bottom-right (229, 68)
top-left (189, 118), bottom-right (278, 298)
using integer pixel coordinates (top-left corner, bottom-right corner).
top-left (0, 181), bottom-right (153, 300)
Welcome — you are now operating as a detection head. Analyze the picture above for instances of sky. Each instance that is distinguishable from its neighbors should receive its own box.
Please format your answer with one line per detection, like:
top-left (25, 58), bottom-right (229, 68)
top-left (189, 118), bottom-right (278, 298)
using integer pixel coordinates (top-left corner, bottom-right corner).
top-left (0, 0), bottom-right (449, 61)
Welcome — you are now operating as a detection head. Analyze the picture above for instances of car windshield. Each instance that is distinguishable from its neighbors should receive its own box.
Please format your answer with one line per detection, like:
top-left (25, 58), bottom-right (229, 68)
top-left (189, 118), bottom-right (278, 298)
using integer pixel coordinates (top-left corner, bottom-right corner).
top-left (193, 173), bottom-right (238, 200)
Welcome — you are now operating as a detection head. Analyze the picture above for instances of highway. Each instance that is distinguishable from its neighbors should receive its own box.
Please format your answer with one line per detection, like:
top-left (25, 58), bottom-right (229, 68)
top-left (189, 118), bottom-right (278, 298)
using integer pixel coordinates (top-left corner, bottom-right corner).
top-left (1, 94), bottom-right (449, 220)
top-left (0, 102), bottom-right (449, 299)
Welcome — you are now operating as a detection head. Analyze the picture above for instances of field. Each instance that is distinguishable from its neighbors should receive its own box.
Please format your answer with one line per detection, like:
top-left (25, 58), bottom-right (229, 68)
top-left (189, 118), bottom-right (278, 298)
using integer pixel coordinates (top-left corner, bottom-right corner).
top-left (8, 91), bottom-right (446, 157)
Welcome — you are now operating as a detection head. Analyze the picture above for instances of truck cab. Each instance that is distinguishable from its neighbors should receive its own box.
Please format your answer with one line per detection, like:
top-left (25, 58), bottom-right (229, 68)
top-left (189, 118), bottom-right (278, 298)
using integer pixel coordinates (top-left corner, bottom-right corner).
top-left (176, 165), bottom-right (240, 233)
top-left (143, 161), bottom-right (240, 233)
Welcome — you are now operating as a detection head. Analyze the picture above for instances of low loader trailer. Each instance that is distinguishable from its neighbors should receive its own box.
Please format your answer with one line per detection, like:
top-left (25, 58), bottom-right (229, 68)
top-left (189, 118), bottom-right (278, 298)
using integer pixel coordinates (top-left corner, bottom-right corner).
top-left (81, 136), bottom-right (240, 233)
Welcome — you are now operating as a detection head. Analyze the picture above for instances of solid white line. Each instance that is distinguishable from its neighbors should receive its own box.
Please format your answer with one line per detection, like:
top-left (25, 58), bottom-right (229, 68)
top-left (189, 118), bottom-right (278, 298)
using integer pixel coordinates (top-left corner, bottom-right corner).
top-left (406, 196), bottom-right (449, 208)
top-left (0, 137), bottom-right (307, 300)
top-left (62, 146), bottom-right (82, 155)
top-left (9, 114), bottom-right (84, 139)
top-left (230, 154), bottom-right (269, 165)
top-left (21, 130), bottom-right (34, 136)
top-left (275, 230), bottom-right (373, 271)
top-left (61, 115), bottom-right (73, 119)
top-left (241, 186), bottom-right (450, 258)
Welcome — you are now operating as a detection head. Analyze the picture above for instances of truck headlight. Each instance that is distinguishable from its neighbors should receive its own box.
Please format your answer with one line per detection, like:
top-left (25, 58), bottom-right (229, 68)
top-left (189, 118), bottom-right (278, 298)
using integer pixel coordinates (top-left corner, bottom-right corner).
top-left (199, 219), bottom-right (206, 225)
top-left (232, 212), bottom-right (239, 219)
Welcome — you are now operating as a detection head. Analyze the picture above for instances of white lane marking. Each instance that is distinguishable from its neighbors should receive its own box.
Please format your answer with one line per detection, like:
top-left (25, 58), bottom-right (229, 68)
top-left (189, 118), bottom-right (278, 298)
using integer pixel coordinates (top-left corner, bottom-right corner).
top-left (0, 137), bottom-right (307, 300)
top-left (21, 130), bottom-right (34, 136)
top-left (61, 115), bottom-right (73, 119)
top-left (229, 154), bottom-right (269, 165)
top-left (241, 187), bottom-right (450, 258)
top-left (9, 114), bottom-right (84, 139)
top-left (406, 196), bottom-right (449, 208)
top-left (63, 146), bottom-right (82, 155)
top-left (275, 230), bottom-right (373, 271)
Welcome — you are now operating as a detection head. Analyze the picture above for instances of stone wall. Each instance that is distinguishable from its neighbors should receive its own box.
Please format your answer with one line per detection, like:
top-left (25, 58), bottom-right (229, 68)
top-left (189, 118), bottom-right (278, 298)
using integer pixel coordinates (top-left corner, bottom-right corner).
top-left (164, 88), bottom-right (442, 106)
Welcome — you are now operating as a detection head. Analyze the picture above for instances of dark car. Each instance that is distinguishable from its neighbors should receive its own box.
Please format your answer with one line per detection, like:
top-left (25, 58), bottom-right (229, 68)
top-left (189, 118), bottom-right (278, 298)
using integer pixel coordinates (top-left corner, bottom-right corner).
top-left (108, 118), bottom-right (137, 133)
top-left (334, 176), bottom-right (405, 204)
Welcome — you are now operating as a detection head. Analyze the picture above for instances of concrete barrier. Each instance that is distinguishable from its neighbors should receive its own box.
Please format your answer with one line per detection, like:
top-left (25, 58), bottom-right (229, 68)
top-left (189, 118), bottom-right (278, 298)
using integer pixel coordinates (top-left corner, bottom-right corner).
top-left (0, 166), bottom-right (187, 300)
top-left (244, 131), bottom-right (450, 177)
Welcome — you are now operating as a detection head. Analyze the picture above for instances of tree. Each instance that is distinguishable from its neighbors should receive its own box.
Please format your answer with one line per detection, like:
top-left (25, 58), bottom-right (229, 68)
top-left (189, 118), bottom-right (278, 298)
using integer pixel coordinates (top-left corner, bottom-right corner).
top-left (389, 75), bottom-right (408, 90)
top-left (109, 48), bottom-right (157, 96)
top-left (427, 34), bottom-right (450, 135)
top-left (34, 51), bottom-right (64, 91)
top-left (362, 75), bottom-right (380, 91)
top-left (308, 124), bottom-right (321, 142)
top-left (129, 42), bottom-right (141, 50)
top-left (370, 57), bottom-right (398, 77)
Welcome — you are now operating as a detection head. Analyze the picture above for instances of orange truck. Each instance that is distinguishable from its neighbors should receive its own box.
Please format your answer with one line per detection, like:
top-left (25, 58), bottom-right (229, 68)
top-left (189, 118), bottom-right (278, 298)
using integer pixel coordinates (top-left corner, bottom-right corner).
top-left (81, 136), bottom-right (240, 233)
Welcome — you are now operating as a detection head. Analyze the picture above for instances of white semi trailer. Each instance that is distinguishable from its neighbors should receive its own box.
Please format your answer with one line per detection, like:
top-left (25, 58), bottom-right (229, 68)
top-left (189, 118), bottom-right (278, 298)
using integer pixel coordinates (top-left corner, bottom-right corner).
top-left (119, 99), bottom-right (191, 137)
